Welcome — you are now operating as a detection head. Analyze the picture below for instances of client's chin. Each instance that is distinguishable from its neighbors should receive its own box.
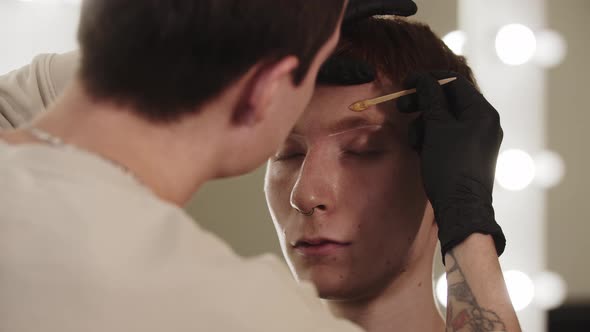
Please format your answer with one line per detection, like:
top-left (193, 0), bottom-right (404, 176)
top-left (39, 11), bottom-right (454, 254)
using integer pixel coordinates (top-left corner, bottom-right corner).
top-left (305, 269), bottom-right (397, 302)
top-left (306, 271), bottom-right (378, 301)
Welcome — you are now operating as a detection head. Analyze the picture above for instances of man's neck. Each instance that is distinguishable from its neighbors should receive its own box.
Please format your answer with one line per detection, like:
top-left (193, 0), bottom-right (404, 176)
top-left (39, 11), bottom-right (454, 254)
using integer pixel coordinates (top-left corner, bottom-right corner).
top-left (327, 255), bottom-right (445, 332)
top-left (18, 82), bottom-right (222, 206)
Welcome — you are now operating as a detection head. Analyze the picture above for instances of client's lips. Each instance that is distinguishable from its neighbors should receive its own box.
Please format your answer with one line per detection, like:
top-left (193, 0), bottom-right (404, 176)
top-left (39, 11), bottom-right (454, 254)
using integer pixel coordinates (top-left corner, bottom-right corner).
top-left (292, 238), bottom-right (351, 256)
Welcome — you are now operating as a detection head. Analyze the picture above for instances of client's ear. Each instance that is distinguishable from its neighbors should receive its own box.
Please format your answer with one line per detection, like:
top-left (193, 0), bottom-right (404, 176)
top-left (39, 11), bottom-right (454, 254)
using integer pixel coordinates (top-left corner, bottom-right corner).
top-left (232, 56), bottom-right (299, 126)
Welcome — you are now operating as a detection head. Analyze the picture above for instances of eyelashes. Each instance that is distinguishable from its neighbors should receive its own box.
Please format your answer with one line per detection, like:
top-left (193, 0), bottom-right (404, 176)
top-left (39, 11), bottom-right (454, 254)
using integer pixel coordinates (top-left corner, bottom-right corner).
top-left (272, 149), bottom-right (385, 162)
top-left (272, 134), bottom-right (391, 163)
top-left (272, 152), bottom-right (305, 162)
top-left (341, 149), bottom-right (385, 159)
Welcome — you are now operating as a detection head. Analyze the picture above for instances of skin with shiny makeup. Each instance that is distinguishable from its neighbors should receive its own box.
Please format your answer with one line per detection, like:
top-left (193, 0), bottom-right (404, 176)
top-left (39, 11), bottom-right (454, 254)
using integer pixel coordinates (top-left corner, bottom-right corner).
top-left (265, 82), bottom-right (440, 307)
top-left (265, 15), bottom-right (521, 331)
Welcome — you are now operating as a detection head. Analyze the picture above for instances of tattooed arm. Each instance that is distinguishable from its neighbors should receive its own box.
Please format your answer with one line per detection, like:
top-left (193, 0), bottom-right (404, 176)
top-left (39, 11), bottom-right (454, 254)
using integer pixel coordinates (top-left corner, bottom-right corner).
top-left (444, 233), bottom-right (521, 332)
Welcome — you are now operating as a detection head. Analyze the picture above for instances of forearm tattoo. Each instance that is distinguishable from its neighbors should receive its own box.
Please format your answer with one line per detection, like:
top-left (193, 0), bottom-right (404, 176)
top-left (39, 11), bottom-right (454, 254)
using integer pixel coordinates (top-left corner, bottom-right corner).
top-left (445, 251), bottom-right (507, 332)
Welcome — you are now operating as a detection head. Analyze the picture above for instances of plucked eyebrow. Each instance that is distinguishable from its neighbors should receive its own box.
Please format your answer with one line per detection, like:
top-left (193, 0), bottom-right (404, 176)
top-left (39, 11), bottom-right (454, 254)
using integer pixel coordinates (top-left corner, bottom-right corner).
top-left (291, 116), bottom-right (382, 137)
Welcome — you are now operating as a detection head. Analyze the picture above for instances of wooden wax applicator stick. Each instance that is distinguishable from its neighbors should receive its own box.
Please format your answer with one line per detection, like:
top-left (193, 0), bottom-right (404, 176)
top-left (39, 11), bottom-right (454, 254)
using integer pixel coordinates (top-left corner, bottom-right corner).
top-left (348, 77), bottom-right (457, 112)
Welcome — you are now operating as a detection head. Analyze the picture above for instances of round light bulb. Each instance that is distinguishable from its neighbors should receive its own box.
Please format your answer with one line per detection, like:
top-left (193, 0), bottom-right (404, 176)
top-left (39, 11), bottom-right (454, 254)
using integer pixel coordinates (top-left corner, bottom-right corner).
top-left (443, 30), bottom-right (467, 56)
top-left (495, 24), bottom-right (537, 65)
top-left (496, 149), bottom-right (536, 191)
top-left (436, 274), bottom-right (448, 307)
top-left (505, 270), bottom-right (535, 311)
top-left (533, 271), bottom-right (567, 310)
top-left (534, 150), bottom-right (566, 188)
top-left (533, 30), bottom-right (567, 68)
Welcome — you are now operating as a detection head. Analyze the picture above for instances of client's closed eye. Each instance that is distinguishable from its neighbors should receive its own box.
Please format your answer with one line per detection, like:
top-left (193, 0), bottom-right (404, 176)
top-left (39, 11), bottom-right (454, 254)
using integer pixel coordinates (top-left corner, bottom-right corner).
top-left (273, 137), bottom-right (306, 162)
top-left (341, 135), bottom-right (389, 159)
top-left (342, 148), bottom-right (385, 159)
top-left (273, 150), bottom-right (306, 161)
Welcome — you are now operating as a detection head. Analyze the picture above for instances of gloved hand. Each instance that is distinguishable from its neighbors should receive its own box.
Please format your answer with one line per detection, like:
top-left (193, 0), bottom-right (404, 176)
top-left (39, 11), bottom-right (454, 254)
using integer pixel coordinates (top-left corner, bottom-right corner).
top-left (396, 71), bottom-right (506, 263)
top-left (344, 0), bottom-right (417, 23)
top-left (318, 0), bottom-right (417, 85)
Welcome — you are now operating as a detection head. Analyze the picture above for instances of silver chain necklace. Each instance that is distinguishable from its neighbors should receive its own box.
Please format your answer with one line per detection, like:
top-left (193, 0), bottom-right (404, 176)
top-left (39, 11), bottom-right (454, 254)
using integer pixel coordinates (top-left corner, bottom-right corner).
top-left (26, 126), bottom-right (138, 181)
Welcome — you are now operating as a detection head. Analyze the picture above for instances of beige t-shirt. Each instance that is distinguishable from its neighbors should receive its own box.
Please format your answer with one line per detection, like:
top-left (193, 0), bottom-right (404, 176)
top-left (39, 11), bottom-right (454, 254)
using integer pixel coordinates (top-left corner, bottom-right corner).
top-left (0, 51), bottom-right (76, 129)
top-left (0, 141), bottom-right (362, 332)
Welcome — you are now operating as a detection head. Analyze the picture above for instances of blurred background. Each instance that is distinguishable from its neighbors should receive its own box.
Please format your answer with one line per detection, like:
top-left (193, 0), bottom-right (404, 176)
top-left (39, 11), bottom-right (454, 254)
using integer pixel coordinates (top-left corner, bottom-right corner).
top-left (0, 0), bottom-right (587, 330)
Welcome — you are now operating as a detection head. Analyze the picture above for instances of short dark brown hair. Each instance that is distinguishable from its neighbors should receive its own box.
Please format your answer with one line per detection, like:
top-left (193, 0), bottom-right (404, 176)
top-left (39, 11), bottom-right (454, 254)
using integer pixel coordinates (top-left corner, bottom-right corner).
top-left (333, 16), bottom-right (477, 88)
top-left (77, 0), bottom-right (345, 122)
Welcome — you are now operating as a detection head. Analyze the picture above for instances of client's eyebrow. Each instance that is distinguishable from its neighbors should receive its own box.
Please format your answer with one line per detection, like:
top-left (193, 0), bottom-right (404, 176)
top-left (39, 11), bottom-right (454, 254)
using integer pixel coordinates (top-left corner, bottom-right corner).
top-left (326, 116), bottom-right (379, 133)
top-left (290, 116), bottom-right (385, 137)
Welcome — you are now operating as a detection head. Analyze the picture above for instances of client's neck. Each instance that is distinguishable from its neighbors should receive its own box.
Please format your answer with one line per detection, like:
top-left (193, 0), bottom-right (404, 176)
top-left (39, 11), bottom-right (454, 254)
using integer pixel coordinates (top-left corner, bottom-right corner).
top-left (327, 253), bottom-right (445, 332)
top-left (26, 81), bottom-right (222, 206)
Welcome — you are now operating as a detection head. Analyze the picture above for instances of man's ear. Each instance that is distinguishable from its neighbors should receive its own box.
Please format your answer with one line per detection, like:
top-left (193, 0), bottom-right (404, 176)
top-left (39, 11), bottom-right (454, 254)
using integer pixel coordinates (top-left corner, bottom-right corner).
top-left (232, 56), bottom-right (299, 126)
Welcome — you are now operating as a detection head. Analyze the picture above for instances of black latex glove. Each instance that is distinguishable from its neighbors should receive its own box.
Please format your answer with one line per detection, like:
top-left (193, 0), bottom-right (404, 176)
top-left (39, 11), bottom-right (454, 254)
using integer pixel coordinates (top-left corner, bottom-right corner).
top-left (397, 71), bottom-right (506, 263)
top-left (344, 0), bottom-right (417, 23)
top-left (318, 0), bottom-right (417, 85)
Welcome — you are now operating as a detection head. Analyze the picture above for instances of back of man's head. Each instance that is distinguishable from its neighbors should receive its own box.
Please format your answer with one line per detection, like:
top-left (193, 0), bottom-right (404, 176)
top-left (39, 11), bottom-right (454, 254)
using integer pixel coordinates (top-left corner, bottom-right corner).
top-left (77, 0), bottom-right (346, 122)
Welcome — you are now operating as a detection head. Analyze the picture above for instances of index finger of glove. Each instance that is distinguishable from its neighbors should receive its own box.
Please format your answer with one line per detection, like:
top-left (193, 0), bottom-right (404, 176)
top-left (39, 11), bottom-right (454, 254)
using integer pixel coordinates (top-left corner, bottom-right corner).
top-left (344, 0), bottom-right (418, 23)
top-left (397, 72), bottom-right (454, 122)
top-left (429, 70), bottom-right (499, 121)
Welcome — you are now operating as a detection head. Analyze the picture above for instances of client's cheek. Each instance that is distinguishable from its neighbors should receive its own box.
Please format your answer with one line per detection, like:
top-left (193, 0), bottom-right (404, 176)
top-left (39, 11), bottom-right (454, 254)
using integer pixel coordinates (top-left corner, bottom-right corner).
top-left (266, 166), bottom-right (297, 200)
